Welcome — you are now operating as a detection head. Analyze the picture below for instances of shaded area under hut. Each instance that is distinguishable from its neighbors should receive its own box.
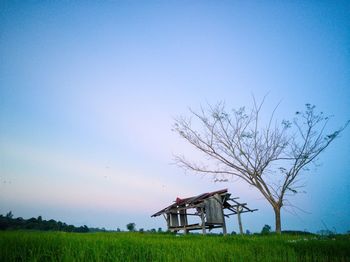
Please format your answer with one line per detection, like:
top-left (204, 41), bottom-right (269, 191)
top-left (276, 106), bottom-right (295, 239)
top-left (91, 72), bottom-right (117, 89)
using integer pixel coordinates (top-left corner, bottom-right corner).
top-left (151, 189), bottom-right (257, 235)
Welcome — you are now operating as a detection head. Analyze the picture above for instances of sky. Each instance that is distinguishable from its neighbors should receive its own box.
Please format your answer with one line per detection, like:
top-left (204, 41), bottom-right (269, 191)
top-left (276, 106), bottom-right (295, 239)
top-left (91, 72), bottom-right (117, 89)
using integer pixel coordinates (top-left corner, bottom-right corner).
top-left (0, 1), bottom-right (349, 233)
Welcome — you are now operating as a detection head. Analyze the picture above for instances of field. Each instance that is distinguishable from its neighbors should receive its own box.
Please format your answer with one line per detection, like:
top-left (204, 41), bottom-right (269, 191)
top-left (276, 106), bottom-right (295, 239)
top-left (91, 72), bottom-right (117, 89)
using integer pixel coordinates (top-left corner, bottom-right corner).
top-left (0, 231), bottom-right (349, 262)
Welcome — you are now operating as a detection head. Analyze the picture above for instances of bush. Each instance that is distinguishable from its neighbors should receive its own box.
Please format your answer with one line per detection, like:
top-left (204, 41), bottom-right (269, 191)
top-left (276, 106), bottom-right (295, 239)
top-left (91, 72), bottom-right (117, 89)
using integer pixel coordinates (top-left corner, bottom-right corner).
top-left (261, 224), bottom-right (271, 235)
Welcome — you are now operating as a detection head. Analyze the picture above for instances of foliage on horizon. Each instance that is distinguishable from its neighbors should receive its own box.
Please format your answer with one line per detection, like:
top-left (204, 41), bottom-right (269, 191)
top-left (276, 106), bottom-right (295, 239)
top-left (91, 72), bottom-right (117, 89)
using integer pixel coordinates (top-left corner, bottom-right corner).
top-left (0, 211), bottom-right (89, 233)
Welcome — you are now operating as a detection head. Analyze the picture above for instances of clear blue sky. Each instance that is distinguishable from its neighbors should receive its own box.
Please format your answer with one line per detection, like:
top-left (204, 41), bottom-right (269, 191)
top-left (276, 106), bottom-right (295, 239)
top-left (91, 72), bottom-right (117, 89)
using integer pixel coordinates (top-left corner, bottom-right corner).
top-left (1, 1), bottom-right (349, 233)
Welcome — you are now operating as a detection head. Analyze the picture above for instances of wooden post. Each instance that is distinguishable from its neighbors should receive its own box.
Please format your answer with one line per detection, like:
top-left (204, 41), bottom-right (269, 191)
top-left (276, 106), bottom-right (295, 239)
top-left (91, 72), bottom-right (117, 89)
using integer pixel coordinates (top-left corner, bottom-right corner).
top-left (222, 217), bottom-right (227, 235)
top-left (166, 213), bottom-right (170, 231)
top-left (201, 208), bottom-right (206, 235)
top-left (237, 205), bottom-right (243, 234)
top-left (220, 195), bottom-right (227, 235)
top-left (179, 209), bottom-right (188, 234)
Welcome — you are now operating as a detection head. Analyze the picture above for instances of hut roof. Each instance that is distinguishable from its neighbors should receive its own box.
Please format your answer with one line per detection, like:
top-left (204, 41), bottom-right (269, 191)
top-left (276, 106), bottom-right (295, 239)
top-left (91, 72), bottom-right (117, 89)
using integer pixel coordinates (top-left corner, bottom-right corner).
top-left (151, 188), bottom-right (228, 217)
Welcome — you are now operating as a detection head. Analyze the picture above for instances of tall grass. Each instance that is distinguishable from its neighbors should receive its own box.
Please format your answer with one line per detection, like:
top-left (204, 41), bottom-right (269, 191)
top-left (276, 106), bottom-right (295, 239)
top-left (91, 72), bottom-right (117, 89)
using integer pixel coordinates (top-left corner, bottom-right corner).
top-left (0, 231), bottom-right (349, 261)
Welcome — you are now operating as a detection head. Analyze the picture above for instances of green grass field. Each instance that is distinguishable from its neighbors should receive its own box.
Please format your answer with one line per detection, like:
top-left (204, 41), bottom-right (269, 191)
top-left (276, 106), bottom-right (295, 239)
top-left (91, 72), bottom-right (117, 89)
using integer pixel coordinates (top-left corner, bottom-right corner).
top-left (0, 231), bottom-right (349, 262)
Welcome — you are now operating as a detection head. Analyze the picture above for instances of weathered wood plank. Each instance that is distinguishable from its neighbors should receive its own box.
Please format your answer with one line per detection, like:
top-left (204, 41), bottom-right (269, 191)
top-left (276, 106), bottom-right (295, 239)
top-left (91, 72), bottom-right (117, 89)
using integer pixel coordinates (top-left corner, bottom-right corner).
top-left (170, 213), bottom-right (179, 227)
top-left (205, 194), bottom-right (224, 224)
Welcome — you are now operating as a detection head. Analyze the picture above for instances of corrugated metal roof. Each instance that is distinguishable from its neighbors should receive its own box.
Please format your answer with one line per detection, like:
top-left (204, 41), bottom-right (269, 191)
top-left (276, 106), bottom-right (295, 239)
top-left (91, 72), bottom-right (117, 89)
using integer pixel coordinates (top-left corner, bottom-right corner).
top-left (151, 189), bottom-right (228, 217)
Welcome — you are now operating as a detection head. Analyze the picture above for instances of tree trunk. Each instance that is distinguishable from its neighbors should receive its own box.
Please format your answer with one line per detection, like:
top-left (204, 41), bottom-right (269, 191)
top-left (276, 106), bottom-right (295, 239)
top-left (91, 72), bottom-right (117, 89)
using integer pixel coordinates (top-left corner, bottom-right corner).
top-left (274, 206), bottom-right (281, 234)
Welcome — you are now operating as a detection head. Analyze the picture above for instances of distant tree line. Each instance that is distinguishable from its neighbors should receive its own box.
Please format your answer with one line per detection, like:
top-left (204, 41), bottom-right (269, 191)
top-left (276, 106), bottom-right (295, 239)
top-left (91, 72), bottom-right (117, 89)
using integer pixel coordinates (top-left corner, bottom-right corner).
top-left (0, 211), bottom-right (89, 233)
top-left (125, 222), bottom-right (165, 234)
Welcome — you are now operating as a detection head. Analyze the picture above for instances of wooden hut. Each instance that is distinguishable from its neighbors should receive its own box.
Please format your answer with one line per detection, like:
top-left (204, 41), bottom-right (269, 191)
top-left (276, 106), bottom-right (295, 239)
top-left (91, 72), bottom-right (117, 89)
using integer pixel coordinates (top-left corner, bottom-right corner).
top-left (151, 189), bottom-right (257, 235)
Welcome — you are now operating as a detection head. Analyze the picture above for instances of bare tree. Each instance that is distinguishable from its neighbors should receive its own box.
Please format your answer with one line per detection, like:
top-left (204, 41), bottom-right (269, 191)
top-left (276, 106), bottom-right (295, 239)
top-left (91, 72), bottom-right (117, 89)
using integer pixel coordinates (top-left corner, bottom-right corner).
top-left (173, 99), bottom-right (348, 234)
